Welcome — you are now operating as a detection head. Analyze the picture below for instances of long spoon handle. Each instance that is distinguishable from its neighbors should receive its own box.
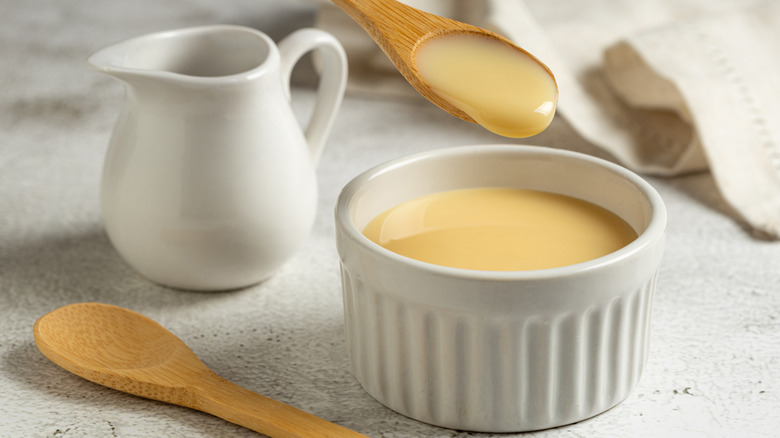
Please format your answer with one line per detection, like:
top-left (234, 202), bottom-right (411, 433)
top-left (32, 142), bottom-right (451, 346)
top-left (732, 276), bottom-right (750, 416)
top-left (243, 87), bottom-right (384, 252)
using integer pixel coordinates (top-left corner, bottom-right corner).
top-left (192, 374), bottom-right (367, 438)
top-left (329, 0), bottom-right (477, 121)
top-left (331, 0), bottom-right (457, 45)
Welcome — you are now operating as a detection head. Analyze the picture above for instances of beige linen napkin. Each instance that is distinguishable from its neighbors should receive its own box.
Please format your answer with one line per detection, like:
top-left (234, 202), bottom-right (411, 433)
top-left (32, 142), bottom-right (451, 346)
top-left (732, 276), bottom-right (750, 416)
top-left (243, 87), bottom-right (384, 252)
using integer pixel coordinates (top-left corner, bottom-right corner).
top-left (602, 3), bottom-right (780, 238)
top-left (314, 0), bottom-right (780, 238)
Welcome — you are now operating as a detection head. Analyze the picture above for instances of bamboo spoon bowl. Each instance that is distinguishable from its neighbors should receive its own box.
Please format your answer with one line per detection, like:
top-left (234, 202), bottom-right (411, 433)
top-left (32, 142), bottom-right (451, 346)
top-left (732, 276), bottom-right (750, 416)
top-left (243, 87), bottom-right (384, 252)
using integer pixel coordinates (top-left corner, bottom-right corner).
top-left (33, 302), bottom-right (366, 438)
top-left (330, 0), bottom-right (556, 123)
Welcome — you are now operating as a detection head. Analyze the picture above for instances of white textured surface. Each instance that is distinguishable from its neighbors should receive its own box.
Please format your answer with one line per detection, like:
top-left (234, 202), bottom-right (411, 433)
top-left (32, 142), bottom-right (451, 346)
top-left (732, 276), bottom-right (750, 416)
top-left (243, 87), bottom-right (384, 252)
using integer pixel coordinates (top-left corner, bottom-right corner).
top-left (1, 0), bottom-right (779, 437)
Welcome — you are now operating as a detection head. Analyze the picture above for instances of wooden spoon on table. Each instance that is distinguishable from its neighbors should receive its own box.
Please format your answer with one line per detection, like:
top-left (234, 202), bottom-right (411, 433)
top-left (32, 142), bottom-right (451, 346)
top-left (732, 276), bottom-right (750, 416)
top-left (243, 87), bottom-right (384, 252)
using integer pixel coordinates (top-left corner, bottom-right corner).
top-left (329, 0), bottom-right (556, 125)
top-left (33, 302), bottom-right (366, 438)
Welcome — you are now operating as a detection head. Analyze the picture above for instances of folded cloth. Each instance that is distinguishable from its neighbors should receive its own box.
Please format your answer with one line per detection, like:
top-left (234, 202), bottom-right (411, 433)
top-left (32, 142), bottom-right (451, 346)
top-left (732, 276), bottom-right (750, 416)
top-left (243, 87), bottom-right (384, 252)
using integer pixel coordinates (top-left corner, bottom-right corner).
top-left (602, 3), bottom-right (780, 238)
top-left (314, 0), bottom-right (780, 238)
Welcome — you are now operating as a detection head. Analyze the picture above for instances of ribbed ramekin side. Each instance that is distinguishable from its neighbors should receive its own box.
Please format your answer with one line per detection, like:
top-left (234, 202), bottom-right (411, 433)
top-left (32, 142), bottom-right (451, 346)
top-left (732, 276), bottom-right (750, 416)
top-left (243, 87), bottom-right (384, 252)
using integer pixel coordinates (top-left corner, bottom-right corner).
top-left (575, 273), bottom-right (657, 424)
top-left (340, 264), bottom-right (658, 432)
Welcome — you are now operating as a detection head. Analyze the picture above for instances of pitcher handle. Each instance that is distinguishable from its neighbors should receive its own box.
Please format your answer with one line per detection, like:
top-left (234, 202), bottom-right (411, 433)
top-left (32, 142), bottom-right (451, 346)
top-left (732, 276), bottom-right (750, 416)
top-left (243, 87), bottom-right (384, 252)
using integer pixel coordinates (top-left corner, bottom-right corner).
top-left (278, 28), bottom-right (348, 167)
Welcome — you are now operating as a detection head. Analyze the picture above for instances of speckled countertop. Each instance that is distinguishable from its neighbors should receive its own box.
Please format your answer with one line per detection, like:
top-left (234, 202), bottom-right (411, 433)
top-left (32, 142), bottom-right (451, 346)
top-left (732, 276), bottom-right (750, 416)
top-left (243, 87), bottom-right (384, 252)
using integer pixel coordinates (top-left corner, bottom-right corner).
top-left (1, 1), bottom-right (778, 437)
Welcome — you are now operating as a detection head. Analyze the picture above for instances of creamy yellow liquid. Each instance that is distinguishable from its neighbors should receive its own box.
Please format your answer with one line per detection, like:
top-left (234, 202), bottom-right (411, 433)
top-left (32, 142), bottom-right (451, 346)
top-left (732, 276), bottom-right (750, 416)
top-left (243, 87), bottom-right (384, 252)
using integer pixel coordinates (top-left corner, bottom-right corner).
top-left (362, 188), bottom-right (636, 271)
top-left (414, 34), bottom-right (558, 138)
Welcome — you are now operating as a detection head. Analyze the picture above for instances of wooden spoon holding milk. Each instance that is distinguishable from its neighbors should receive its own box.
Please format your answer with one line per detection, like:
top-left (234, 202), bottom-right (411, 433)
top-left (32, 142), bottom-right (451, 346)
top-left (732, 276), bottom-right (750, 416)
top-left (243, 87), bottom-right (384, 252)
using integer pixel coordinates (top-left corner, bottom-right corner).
top-left (330, 0), bottom-right (558, 138)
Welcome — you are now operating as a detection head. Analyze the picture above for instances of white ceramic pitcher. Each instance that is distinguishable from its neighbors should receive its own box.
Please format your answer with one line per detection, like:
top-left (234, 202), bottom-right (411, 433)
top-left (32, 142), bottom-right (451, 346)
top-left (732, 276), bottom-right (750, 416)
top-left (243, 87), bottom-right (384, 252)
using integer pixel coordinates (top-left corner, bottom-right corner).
top-left (88, 25), bottom-right (347, 291)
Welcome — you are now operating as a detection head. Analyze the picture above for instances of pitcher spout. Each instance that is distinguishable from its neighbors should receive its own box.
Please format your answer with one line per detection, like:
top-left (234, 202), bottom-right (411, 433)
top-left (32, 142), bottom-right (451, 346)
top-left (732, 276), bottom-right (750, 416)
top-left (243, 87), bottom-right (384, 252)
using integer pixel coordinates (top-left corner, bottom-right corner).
top-left (87, 39), bottom-right (147, 83)
top-left (86, 35), bottom-right (183, 89)
top-left (87, 25), bottom-right (279, 88)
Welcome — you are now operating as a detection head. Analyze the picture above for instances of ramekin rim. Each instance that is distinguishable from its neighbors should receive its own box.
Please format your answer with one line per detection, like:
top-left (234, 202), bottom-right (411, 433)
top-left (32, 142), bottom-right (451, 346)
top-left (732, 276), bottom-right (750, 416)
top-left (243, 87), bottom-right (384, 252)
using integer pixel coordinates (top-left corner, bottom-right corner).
top-left (335, 144), bottom-right (667, 282)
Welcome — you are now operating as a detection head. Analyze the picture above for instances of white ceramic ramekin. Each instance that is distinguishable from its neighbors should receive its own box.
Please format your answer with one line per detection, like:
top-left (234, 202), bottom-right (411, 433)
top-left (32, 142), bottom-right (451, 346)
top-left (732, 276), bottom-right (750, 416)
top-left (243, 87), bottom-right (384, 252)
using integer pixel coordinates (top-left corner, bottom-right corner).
top-left (335, 145), bottom-right (666, 432)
